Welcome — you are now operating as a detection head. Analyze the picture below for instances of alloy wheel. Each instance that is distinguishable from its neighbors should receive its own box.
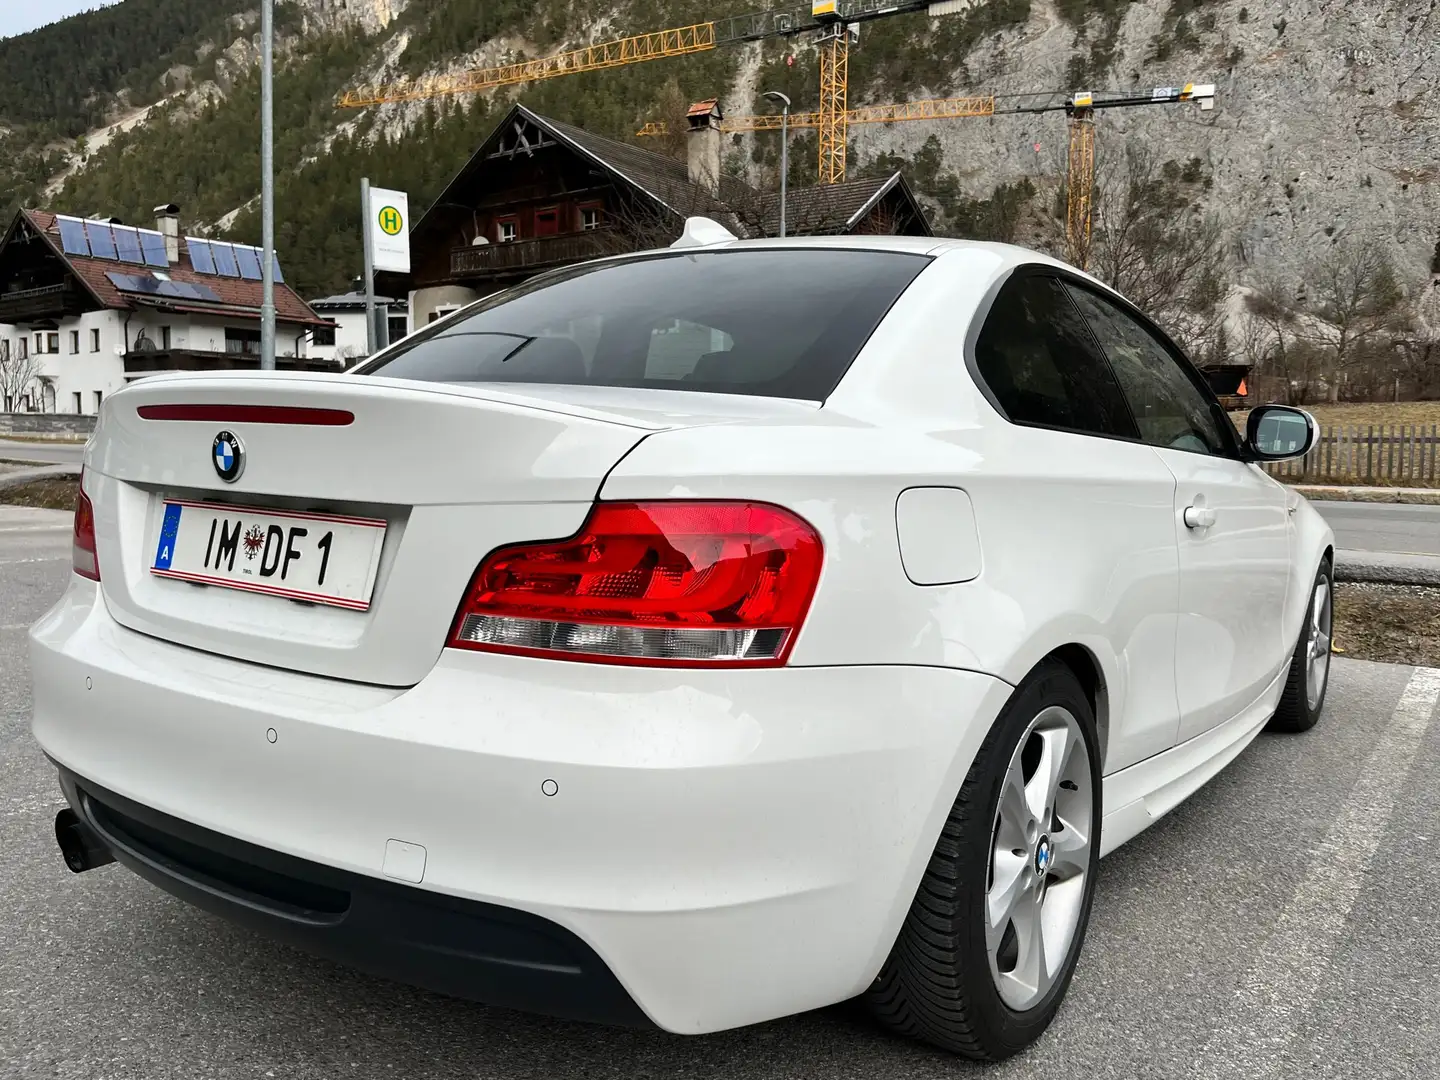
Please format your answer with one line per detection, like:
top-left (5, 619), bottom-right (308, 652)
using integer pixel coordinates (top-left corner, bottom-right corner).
top-left (985, 705), bottom-right (1093, 1012)
top-left (1306, 577), bottom-right (1333, 711)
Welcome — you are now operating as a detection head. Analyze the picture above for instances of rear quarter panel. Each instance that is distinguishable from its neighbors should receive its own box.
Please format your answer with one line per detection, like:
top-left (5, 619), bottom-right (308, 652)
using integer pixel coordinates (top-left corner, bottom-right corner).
top-left (599, 246), bottom-right (1184, 775)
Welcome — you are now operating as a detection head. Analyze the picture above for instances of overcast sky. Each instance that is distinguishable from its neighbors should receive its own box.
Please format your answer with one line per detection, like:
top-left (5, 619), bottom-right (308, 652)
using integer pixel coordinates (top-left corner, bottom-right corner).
top-left (1, 0), bottom-right (121, 40)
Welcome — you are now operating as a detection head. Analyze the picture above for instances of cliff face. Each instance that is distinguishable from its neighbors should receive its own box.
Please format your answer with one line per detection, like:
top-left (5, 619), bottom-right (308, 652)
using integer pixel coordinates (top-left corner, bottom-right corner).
top-left (843, 0), bottom-right (1439, 283)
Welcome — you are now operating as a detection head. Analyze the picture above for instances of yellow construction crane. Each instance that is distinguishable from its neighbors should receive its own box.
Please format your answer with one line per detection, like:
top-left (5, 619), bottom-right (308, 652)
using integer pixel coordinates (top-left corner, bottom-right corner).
top-left (634, 94), bottom-right (999, 136)
top-left (339, 0), bottom-right (964, 182)
top-left (637, 85), bottom-right (1216, 268)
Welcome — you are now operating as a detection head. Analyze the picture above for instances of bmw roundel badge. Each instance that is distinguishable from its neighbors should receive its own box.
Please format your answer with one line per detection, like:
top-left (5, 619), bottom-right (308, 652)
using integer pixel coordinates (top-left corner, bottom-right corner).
top-left (212, 430), bottom-right (244, 483)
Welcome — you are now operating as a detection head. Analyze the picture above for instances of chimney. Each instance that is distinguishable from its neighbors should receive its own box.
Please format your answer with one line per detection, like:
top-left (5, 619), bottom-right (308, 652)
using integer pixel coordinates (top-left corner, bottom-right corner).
top-left (154, 203), bottom-right (180, 264)
top-left (685, 99), bottom-right (723, 198)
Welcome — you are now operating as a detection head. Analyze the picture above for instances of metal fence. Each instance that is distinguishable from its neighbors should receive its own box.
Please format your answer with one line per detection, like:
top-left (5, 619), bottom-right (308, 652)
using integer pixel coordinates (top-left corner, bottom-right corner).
top-left (1261, 424), bottom-right (1440, 486)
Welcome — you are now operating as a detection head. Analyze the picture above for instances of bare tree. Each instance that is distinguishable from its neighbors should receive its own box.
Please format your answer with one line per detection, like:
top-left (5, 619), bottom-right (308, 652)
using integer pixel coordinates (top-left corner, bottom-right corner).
top-left (1392, 278), bottom-right (1440, 399)
top-left (1296, 241), bottom-right (1404, 402)
top-left (595, 172), bottom-right (845, 254)
top-left (1239, 272), bottom-right (1315, 403)
top-left (637, 77), bottom-right (693, 165)
top-left (1088, 147), bottom-right (1227, 361)
top-left (0, 340), bottom-right (43, 413)
top-left (1036, 145), bottom-right (1229, 362)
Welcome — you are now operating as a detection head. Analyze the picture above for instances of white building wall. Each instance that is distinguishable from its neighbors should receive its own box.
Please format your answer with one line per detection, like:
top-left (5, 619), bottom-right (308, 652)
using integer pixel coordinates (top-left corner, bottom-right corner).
top-left (409, 286), bottom-right (482, 334)
top-left (2, 311), bottom-right (127, 415)
top-left (3, 308), bottom-right (313, 415)
top-left (309, 309), bottom-right (369, 365)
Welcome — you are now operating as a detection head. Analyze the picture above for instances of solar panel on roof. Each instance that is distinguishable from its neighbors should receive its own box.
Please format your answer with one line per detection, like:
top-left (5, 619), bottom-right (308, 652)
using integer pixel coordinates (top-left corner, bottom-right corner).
top-left (139, 229), bottom-right (169, 268)
top-left (85, 221), bottom-right (118, 260)
top-left (188, 238), bottom-right (216, 274)
top-left (173, 281), bottom-right (222, 303)
top-left (271, 255), bottom-right (285, 284)
top-left (57, 216), bottom-right (91, 257)
top-left (106, 271), bottom-right (162, 295)
top-left (113, 225), bottom-right (144, 264)
top-left (211, 242), bottom-right (239, 277)
top-left (235, 245), bottom-right (262, 280)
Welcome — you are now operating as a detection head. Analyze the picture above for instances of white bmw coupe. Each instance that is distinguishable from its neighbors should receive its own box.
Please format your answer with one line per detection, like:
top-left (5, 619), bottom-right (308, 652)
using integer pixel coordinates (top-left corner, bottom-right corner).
top-left (33, 227), bottom-right (1333, 1061)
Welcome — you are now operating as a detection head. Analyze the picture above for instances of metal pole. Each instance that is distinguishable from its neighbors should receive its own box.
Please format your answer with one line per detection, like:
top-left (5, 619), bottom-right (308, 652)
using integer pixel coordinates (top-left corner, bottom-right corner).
top-left (259, 0), bottom-right (276, 370)
top-left (763, 91), bottom-right (791, 238)
top-left (361, 177), bottom-right (376, 356)
top-left (779, 104), bottom-right (788, 238)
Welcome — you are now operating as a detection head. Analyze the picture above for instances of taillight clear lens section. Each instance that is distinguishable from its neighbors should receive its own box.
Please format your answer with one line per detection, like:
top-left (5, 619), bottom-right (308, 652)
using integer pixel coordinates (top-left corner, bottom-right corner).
top-left (72, 469), bottom-right (100, 581)
top-left (450, 501), bottom-right (823, 667)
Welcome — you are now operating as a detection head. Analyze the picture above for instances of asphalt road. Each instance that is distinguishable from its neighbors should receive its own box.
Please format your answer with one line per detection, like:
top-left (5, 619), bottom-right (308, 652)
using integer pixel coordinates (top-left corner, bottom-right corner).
top-left (0, 437), bottom-right (86, 467)
top-left (1313, 500), bottom-right (1440, 556)
top-left (2, 510), bottom-right (1439, 1078)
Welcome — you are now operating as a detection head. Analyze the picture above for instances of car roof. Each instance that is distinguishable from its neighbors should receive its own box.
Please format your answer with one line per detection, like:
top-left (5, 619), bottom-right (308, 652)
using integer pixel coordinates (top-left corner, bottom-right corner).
top-left (699, 231), bottom-right (1117, 297)
top-left (687, 230), bottom-right (1079, 273)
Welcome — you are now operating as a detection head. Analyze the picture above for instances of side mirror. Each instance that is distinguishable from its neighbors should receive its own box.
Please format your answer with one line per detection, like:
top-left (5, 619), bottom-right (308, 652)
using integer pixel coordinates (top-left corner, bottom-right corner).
top-left (1245, 404), bottom-right (1317, 462)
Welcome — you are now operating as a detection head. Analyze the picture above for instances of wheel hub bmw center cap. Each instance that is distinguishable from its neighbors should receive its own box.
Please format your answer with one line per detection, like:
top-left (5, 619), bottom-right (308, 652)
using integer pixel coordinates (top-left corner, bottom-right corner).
top-left (212, 430), bottom-right (244, 483)
top-left (1035, 835), bottom-right (1053, 875)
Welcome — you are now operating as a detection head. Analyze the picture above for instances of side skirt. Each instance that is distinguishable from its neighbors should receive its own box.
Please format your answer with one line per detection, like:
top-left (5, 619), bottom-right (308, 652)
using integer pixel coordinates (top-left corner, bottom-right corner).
top-left (1099, 665), bottom-right (1288, 857)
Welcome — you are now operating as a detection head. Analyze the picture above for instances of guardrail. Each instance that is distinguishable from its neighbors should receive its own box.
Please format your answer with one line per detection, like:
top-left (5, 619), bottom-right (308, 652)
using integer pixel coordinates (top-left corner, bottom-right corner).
top-left (1262, 424), bottom-right (1440, 485)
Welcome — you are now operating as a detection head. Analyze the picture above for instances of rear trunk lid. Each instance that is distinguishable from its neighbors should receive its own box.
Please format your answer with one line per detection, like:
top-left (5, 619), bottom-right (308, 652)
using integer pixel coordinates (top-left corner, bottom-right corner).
top-left (87, 372), bottom-right (813, 685)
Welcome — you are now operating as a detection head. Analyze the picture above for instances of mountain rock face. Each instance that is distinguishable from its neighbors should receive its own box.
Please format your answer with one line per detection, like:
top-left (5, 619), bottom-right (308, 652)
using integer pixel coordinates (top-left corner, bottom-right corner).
top-left (846, 0), bottom-right (1437, 282)
top-left (0, 0), bottom-right (1434, 298)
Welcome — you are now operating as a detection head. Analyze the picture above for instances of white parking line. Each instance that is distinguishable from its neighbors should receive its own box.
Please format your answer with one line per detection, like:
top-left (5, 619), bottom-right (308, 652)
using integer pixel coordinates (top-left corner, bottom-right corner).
top-left (0, 556), bottom-right (69, 566)
top-left (1193, 665), bottom-right (1440, 1078)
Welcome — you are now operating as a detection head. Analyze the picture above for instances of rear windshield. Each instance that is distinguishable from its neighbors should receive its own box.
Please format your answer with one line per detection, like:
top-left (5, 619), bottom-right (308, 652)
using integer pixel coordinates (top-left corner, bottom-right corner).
top-left (358, 248), bottom-right (930, 400)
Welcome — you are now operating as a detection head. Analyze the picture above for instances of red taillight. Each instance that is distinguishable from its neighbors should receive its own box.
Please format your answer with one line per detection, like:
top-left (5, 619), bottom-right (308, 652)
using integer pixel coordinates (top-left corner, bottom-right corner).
top-left (72, 469), bottom-right (99, 581)
top-left (449, 501), bottom-right (823, 667)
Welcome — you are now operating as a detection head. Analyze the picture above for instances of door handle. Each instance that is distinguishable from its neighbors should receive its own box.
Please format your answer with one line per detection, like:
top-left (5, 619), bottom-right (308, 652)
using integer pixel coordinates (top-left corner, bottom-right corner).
top-left (1183, 506), bottom-right (1216, 529)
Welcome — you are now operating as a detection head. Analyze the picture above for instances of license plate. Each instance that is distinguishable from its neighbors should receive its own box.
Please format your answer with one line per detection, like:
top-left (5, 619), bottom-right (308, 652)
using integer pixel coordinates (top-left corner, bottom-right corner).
top-left (151, 499), bottom-right (386, 611)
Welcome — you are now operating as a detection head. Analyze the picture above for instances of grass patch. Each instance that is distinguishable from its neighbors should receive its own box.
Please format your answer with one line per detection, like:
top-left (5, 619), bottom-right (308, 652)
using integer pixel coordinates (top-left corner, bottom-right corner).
top-left (1334, 583), bottom-right (1440, 668)
top-left (1232, 402), bottom-right (1440, 429)
top-left (0, 478), bottom-right (79, 510)
top-left (1230, 402), bottom-right (1440, 489)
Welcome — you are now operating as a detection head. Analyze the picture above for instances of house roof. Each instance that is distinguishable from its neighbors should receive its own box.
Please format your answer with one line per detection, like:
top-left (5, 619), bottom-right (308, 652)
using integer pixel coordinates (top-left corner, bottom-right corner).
top-left (10, 210), bottom-right (329, 327)
top-left (411, 103), bottom-right (928, 249)
top-left (753, 172), bottom-right (931, 237)
top-left (534, 109), bottom-right (747, 219)
top-left (310, 290), bottom-right (405, 310)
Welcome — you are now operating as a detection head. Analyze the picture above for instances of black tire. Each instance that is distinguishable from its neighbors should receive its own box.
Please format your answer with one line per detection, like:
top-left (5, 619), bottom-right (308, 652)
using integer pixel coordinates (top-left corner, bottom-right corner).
top-left (864, 659), bottom-right (1102, 1060)
top-left (1266, 558), bottom-right (1333, 734)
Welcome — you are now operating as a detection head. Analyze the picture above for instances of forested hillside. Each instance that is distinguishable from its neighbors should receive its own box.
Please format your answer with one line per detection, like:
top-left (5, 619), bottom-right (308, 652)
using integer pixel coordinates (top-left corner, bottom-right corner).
top-left (0, 0), bottom-right (250, 134)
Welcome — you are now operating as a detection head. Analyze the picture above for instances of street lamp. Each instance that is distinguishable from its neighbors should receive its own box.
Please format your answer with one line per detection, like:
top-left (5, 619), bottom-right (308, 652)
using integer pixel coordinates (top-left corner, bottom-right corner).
top-left (762, 90), bottom-right (790, 238)
top-left (259, 0), bottom-right (276, 370)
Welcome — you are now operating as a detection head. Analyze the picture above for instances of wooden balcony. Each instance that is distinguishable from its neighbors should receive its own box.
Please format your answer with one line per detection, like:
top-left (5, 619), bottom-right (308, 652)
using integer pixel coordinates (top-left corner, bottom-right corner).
top-left (124, 349), bottom-right (342, 375)
top-left (0, 281), bottom-right (88, 322)
top-left (450, 227), bottom-right (634, 278)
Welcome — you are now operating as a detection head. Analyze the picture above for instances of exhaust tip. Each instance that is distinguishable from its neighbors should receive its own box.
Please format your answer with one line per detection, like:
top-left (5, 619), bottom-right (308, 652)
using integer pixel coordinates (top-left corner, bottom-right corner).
top-left (55, 808), bottom-right (115, 874)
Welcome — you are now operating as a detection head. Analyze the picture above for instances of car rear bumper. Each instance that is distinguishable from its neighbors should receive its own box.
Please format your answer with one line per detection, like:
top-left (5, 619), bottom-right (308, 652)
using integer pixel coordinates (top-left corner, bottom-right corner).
top-left (30, 576), bottom-right (1011, 1034)
top-left (56, 766), bottom-right (651, 1026)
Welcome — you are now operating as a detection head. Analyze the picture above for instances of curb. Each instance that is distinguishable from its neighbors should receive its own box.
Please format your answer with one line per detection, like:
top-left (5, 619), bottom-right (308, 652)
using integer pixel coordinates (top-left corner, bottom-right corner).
top-left (1334, 549), bottom-right (1440, 588)
top-left (0, 464), bottom-right (81, 492)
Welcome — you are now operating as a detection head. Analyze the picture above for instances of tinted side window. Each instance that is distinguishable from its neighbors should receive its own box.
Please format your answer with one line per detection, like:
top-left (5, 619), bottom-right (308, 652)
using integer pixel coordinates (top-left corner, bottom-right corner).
top-left (972, 274), bottom-right (1138, 439)
top-left (1064, 284), bottom-right (1232, 456)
